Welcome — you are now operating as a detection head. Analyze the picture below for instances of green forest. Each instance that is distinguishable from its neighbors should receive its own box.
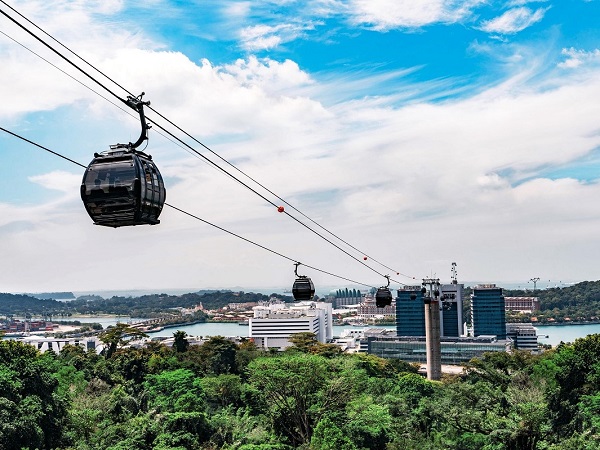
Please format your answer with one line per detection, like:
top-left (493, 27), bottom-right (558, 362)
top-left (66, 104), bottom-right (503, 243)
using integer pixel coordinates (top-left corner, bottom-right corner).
top-left (2, 328), bottom-right (600, 450)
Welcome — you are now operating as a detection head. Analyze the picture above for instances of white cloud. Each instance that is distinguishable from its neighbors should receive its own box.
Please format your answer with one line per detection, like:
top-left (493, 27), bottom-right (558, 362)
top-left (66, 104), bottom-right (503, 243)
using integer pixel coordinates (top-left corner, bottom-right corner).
top-left (239, 22), bottom-right (318, 51)
top-left (480, 6), bottom-right (549, 34)
top-left (348, 0), bottom-right (484, 30)
top-left (223, 56), bottom-right (313, 93)
top-left (223, 1), bottom-right (252, 19)
top-left (0, 0), bottom-right (156, 120)
top-left (558, 47), bottom-right (600, 69)
top-left (4, 1), bottom-right (600, 291)
top-left (506, 0), bottom-right (549, 6)
top-left (28, 171), bottom-right (81, 193)
top-left (90, 50), bottom-right (329, 142)
top-left (4, 56), bottom-right (600, 288)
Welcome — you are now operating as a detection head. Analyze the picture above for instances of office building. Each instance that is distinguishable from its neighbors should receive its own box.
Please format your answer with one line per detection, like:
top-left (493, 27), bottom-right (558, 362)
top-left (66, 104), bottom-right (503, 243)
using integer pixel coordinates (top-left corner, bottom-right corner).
top-left (396, 286), bottom-right (425, 336)
top-left (505, 323), bottom-right (539, 351)
top-left (367, 335), bottom-right (511, 365)
top-left (505, 297), bottom-right (540, 313)
top-left (249, 301), bottom-right (333, 350)
top-left (439, 283), bottom-right (464, 337)
top-left (471, 284), bottom-right (506, 339)
top-left (396, 283), bottom-right (464, 338)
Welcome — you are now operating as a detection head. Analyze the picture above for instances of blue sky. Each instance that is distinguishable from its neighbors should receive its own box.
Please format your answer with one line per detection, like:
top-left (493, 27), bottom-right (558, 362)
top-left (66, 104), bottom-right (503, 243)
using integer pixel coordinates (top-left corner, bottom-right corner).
top-left (1, 0), bottom-right (600, 293)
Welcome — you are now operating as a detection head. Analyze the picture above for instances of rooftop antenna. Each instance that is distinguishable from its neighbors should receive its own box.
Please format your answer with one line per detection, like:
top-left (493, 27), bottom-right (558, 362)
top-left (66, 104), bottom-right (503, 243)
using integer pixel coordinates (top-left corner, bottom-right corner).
top-left (529, 277), bottom-right (540, 293)
top-left (451, 262), bottom-right (458, 285)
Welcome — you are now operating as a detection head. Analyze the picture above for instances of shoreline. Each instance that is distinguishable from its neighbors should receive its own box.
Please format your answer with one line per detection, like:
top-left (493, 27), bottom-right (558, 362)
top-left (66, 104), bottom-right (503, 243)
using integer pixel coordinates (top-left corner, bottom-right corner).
top-left (145, 319), bottom-right (207, 334)
top-left (533, 321), bottom-right (600, 327)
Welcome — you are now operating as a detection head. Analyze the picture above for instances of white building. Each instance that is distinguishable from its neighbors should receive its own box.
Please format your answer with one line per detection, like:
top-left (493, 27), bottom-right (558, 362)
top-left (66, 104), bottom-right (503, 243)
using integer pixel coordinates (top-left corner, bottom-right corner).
top-left (249, 301), bottom-right (333, 350)
top-left (505, 323), bottom-right (539, 352)
top-left (19, 336), bottom-right (99, 353)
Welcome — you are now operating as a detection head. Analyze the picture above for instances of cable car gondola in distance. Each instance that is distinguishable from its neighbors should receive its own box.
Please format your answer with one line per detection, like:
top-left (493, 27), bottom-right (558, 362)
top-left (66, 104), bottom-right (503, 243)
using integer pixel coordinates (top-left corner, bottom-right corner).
top-left (292, 262), bottom-right (315, 301)
top-left (80, 93), bottom-right (166, 228)
top-left (375, 275), bottom-right (393, 308)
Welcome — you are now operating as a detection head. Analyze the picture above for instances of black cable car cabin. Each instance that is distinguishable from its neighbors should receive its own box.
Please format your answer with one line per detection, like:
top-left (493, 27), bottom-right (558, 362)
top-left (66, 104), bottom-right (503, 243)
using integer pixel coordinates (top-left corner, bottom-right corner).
top-left (293, 276), bottom-right (315, 301)
top-left (375, 287), bottom-right (393, 308)
top-left (292, 263), bottom-right (315, 301)
top-left (375, 275), bottom-right (393, 308)
top-left (80, 93), bottom-right (166, 227)
top-left (80, 149), bottom-right (166, 227)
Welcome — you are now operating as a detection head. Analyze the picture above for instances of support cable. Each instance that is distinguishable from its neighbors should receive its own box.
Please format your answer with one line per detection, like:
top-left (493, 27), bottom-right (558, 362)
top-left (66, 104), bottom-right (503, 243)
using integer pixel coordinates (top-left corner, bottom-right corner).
top-left (0, 126), bottom-right (377, 289)
top-left (0, 1), bottom-right (414, 283)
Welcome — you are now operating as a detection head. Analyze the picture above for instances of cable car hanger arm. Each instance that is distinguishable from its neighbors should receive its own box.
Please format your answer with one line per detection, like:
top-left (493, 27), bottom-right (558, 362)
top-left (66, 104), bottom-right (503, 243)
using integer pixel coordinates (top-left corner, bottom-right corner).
top-left (117, 92), bottom-right (151, 150)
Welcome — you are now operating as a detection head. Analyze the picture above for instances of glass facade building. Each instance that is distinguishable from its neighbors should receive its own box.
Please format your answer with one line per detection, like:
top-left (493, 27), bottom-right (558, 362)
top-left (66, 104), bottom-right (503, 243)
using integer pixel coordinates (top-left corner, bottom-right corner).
top-left (439, 283), bottom-right (463, 337)
top-left (396, 287), bottom-right (425, 336)
top-left (471, 285), bottom-right (506, 339)
top-left (396, 284), bottom-right (464, 338)
top-left (368, 336), bottom-right (510, 365)
top-left (442, 302), bottom-right (459, 337)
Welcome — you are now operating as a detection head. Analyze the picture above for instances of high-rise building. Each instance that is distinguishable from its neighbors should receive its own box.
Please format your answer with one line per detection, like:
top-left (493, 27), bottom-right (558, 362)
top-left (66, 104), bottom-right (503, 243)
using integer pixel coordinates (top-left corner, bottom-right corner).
top-left (396, 284), bottom-right (464, 338)
top-left (471, 284), bottom-right (506, 339)
top-left (439, 283), bottom-right (464, 338)
top-left (396, 286), bottom-right (425, 336)
top-left (249, 301), bottom-right (333, 350)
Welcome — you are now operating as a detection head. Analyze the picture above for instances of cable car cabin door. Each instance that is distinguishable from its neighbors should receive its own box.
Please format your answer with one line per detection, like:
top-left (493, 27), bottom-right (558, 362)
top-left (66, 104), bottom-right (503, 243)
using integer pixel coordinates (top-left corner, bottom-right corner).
top-left (139, 158), bottom-right (165, 224)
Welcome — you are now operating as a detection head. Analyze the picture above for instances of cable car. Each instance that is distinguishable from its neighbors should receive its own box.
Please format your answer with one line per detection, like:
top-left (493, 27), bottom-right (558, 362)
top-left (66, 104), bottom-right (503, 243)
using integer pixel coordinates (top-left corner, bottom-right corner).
top-left (292, 263), bottom-right (315, 301)
top-left (375, 287), bottom-right (392, 308)
top-left (375, 275), bottom-right (392, 308)
top-left (81, 149), bottom-right (165, 227)
top-left (80, 94), bottom-right (166, 227)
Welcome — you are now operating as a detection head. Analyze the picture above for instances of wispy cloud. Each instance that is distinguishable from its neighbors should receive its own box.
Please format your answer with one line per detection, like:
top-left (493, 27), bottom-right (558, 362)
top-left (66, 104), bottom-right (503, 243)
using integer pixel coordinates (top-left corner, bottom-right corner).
top-left (240, 22), bottom-right (320, 51)
top-left (480, 6), bottom-right (549, 34)
top-left (347, 0), bottom-right (485, 30)
top-left (28, 171), bottom-right (81, 193)
top-left (506, 0), bottom-right (549, 6)
top-left (558, 47), bottom-right (600, 69)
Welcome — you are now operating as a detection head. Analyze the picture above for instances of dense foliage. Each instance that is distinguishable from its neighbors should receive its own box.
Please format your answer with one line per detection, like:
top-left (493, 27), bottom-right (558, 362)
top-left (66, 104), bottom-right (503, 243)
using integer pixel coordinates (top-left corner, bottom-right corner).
top-left (2, 332), bottom-right (600, 449)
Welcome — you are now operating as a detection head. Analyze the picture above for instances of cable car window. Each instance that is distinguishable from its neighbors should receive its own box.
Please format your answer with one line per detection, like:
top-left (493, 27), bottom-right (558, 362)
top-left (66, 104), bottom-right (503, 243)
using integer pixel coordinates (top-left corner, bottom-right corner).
top-left (84, 162), bottom-right (135, 193)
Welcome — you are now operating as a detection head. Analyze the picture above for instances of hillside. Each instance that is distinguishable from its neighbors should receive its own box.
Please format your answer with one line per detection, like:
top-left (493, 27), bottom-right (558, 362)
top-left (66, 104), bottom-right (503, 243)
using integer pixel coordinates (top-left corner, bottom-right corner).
top-left (504, 280), bottom-right (600, 323)
top-left (0, 290), bottom-right (292, 318)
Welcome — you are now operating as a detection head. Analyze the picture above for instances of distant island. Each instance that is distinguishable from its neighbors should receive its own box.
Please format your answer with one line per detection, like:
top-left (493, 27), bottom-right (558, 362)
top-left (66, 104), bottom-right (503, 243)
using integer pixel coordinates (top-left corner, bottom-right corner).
top-left (25, 291), bottom-right (76, 300)
top-left (0, 290), bottom-right (293, 319)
